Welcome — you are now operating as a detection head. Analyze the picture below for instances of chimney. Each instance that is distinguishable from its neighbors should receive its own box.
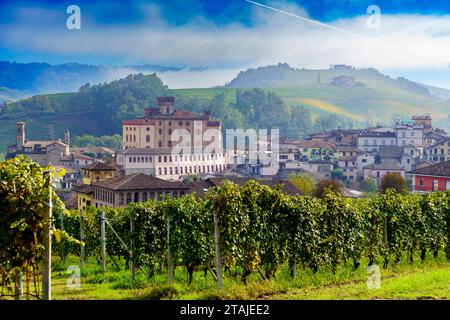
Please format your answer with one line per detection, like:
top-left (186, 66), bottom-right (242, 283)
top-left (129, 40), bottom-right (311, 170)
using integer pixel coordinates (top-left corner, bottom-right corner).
top-left (157, 96), bottom-right (175, 115)
top-left (16, 121), bottom-right (25, 149)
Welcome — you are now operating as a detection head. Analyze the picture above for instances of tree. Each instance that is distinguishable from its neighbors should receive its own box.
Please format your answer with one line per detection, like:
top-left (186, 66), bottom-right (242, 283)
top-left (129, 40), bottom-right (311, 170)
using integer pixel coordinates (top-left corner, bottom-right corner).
top-left (380, 173), bottom-right (408, 195)
top-left (360, 177), bottom-right (378, 194)
top-left (313, 178), bottom-right (343, 198)
top-left (331, 169), bottom-right (346, 182)
top-left (288, 172), bottom-right (315, 196)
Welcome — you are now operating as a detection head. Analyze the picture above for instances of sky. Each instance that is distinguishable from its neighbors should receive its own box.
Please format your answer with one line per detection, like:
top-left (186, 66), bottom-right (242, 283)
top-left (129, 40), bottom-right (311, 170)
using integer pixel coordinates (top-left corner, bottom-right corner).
top-left (2, 0), bottom-right (450, 88)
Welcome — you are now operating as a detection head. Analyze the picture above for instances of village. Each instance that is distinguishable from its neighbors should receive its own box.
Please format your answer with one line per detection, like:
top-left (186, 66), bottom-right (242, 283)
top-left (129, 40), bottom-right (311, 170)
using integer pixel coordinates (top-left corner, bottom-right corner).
top-left (5, 96), bottom-right (450, 210)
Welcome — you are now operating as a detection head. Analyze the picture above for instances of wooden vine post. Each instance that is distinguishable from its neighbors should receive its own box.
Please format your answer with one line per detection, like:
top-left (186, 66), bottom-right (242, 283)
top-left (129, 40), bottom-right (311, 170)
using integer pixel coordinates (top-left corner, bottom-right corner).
top-left (80, 212), bottom-right (85, 268)
top-left (213, 209), bottom-right (223, 290)
top-left (130, 219), bottom-right (136, 281)
top-left (167, 214), bottom-right (174, 285)
top-left (42, 170), bottom-right (52, 300)
top-left (100, 210), bottom-right (106, 273)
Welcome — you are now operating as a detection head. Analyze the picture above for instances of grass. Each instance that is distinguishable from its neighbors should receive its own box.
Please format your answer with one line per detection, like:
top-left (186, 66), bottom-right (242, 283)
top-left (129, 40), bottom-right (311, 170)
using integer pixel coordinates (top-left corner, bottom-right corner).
top-left (49, 252), bottom-right (450, 300)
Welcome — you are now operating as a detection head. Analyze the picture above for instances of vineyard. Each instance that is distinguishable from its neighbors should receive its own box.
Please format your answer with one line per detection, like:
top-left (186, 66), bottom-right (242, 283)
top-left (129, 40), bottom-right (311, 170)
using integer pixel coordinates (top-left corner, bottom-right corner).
top-left (1, 157), bottom-right (450, 299)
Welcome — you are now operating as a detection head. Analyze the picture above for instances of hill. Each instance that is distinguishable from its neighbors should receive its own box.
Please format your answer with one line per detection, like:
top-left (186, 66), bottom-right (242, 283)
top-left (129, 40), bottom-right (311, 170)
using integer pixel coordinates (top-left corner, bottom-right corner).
top-left (0, 60), bottom-right (180, 96)
top-left (223, 63), bottom-right (450, 128)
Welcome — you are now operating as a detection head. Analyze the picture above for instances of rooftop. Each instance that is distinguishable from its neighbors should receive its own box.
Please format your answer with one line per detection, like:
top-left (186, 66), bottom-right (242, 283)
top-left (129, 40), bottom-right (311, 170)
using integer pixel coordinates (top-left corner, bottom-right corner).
top-left (378, 146), bottom-right (405, 159)
top-left (364, 162), bottom-right (405, 171)
top-left (82, 162), bottom-right (116, 171)
top-left (92, 173), bottom-right (189, 191)
top-left (408, 160), bottom-right (450, 177)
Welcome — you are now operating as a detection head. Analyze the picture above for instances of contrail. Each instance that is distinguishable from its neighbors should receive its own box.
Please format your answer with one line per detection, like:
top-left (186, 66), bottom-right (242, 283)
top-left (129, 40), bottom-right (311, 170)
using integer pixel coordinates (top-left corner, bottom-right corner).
top-left (244, 0), bottom-right (448, 66)
top-left (244, 0), bottom-right (373, 42)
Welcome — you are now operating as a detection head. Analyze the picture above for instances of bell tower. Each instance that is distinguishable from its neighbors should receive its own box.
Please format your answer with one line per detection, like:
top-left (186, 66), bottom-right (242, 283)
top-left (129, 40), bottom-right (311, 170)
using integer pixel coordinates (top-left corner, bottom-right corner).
top-left (16, 121), bottom-right (25, 150)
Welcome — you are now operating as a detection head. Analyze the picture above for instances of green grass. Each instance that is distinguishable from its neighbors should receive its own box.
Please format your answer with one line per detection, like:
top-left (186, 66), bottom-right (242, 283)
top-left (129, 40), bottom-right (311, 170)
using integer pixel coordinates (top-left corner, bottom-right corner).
top-left (49, 253), bottom-right (450, 300)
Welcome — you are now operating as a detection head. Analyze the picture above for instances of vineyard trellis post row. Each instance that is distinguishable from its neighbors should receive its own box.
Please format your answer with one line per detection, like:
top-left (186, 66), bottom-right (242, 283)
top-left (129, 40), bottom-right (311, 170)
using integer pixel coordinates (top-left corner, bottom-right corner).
top-left (167, 214), bottom-right (174, 286)
top-left (80, 212), bottom-right (85, 268)
top-left (130, 219), bottom-right (135, 281)
top-left (42, 170), bottom-right (52, 300)
top-left (213, 210), bottom-right (223, 290)
top-left (100, 210), bottom-right (106, 273)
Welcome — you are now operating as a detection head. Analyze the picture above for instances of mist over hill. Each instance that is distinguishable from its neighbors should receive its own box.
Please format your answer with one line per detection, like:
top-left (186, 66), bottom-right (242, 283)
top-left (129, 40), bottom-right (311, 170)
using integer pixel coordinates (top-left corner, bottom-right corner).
top-left (0, 61), bottom-right (181, 102)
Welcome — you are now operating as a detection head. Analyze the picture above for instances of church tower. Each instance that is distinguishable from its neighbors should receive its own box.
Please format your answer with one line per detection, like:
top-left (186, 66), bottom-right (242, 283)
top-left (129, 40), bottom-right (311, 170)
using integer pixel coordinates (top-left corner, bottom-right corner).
top-left (16, 121), bottom-right (25, 150)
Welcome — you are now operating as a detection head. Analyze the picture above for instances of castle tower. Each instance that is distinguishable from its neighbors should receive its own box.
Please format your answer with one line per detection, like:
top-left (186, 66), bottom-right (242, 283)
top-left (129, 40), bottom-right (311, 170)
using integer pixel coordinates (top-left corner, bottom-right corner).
top-left (157, 96), bottom-right (175, 115)
top-left (16, 121), bottom-right (25, 150)
top-left (64, 129), bottom-right (71, 146)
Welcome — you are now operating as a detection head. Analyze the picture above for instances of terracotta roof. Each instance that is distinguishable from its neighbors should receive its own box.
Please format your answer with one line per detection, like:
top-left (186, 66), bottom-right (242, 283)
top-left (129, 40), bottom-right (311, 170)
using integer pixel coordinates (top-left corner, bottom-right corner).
top-left (122, 119), bottom-right (156, 125)
top-left (72, 183), bottom-right (92, 194)
top-left (364, 162), bottom-right (404, 171)
top-left (297, 140), bottom-right (335, 149)
top-left (92, 173), bottom-right (189, 191)
top-left (408, 160), bottom-right (450, 177)
top-left (23, 140), bottom-right (68, 149)
top-left (82, 162), bottom-right (116, 171)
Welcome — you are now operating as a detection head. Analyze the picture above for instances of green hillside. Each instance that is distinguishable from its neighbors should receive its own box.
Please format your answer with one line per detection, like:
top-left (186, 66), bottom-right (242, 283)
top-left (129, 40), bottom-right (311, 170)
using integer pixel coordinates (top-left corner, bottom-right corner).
top-left (1, 66), bottom-right (450, 158)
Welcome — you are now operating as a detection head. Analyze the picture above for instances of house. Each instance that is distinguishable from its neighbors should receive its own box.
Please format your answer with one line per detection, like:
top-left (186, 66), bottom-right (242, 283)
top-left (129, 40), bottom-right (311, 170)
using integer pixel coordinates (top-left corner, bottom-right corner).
top-left (357, 130), bottom-right (396, 152)
top-left (363, 162), bottom-right (406, 186)
top-left (293, 160), bottom-right (334, 179)
top-left (425, 137), bottom-right (450, 163)
top-left (356, 152), bottom-right (375, 178)
top-left (91, 173), bottom-right (190, 208)
top-left (73, 162), bottom-right (117, 210)
top-left (61, 152), bottom-right (95, 169)
top-left (394, 121), bottom-right (424, 149)
top-left (337, 155), bottom-right (357, 181)
top-left (378, 146), bottom-right (416, 172)
top-left (296, 140), bottom-right (336, 162)
top-left (409, 160), bottom-right (450, 192)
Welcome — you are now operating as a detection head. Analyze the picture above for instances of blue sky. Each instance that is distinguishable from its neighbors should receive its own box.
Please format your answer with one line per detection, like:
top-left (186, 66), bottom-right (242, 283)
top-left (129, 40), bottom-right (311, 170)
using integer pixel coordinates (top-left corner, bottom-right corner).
top-left (2, 0), bottom-right (450, 88)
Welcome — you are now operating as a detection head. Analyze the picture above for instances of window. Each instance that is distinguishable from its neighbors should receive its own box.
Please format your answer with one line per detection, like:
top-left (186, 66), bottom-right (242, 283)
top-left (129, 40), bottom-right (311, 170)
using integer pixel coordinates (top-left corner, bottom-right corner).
top-left (159, 141), bottom-right (162, 147)
top-left (158, 129), bottom-right (162, 135)
top-left (185, 121), bottom-right (190, 126)
top-left (126, 135), bottom-right (128, 142)
top-left (146, 127), bottom-right (150, 131)
top-left (164, 168), bottom-right (167, 175)
top-left (159, 121), bottom-right (162, 125)
top-left (146, 135), bottom-right (150, 142)
top-left (158, 156), bottom-right (161, 162)
top-left (164, 156), bottom-right (167, 162)
top-left (376, 171), bottom-right (380, 178)
top-left (133, 135), bottom-right (136, 142)
top-left (419, 178), bottom-right (424, 187)
top-left (158, 168), bottom-right (162, 175)
top-left (169, 167), bottom-right (173, 174)
top-left (362, 159), bottom-right (367, 163)
top-left (402, 132), bottom-right (406, 138)
top-left (175, 167), bottom-right (178, 174)
top-left (168, 129), bottom-right (172, 135)
top-left (178, 121), bottom-right (183, 126)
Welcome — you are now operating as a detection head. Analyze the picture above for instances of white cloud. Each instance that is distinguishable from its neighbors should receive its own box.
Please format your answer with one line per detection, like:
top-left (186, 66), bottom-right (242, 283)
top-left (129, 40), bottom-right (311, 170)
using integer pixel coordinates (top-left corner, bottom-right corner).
top-left (3, 3), bottom-right (450, 87)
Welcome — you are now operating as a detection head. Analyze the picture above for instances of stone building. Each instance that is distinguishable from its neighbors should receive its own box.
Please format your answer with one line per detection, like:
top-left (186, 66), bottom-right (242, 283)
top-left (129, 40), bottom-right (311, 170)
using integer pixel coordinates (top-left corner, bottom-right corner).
top-left (91, 173), bottom-right (191, 208)
top-left (6, 121), bottom-right (70, 167)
